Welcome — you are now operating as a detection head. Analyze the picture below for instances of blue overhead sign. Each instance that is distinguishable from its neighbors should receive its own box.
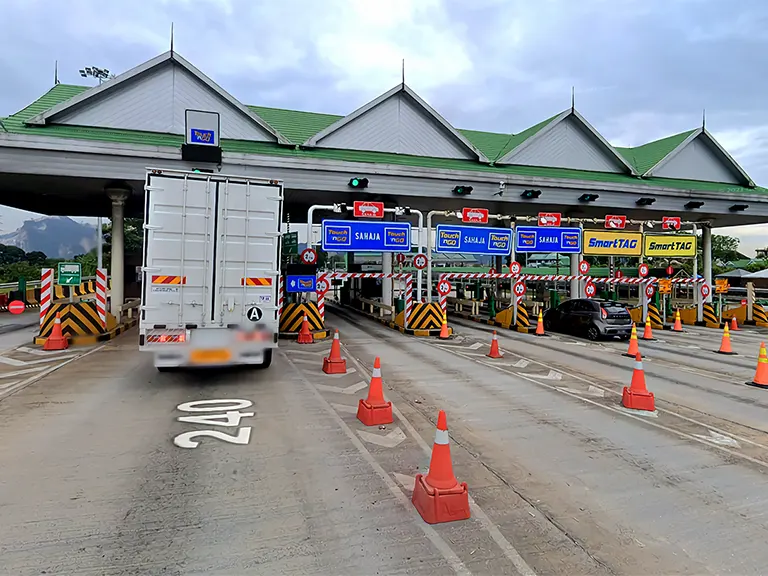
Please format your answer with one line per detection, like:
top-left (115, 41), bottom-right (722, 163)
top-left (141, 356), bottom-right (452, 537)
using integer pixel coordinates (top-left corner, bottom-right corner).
top-left (322, 220), bottom-right (411, 252)
top-left (435, 225), bottom-right (512, 255)
top-left (515, 226), bottom-right (582, 253)
top-left (286, 275), bottom-right (316, 293)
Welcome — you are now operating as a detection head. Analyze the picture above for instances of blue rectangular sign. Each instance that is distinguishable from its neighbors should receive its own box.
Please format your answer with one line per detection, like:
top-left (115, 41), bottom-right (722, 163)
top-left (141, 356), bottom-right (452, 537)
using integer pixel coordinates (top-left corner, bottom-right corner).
top-left (286, 275), bottom-right (316, 293)
top-left (515, 226), bottom-right (582, 253)
top-left (435, 225), bottom-right (512, 255)
top-left (190, 128), bottom-right (216, 145)
top-left (322, 220), bottom-right (411, 252)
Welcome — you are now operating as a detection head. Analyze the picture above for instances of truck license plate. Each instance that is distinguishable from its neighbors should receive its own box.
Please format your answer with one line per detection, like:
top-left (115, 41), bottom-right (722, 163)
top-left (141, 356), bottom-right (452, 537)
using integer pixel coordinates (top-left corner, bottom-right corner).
top-left (190, 348), bottom-right (232, 364)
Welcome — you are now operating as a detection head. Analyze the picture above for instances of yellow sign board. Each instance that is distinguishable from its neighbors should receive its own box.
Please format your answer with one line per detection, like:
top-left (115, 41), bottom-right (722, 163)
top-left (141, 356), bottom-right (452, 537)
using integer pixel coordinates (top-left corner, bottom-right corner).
top-left (715, 279), bottom-right (729, 293)
top-left (658, 279), bottom-right (672, 294)
top-left (583, 231), bottom-right (643, 256)
top-left (643, 234), bottom-right (697, 257)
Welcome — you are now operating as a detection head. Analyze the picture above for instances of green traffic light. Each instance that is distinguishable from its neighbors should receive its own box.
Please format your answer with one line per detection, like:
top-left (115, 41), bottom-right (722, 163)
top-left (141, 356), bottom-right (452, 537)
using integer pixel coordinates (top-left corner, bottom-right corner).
top-left (351, 178), bottom-right (359, 186)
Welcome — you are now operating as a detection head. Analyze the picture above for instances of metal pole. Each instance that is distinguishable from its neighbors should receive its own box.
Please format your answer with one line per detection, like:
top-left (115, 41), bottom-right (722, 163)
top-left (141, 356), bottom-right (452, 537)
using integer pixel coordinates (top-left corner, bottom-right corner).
top-left (692, 224), bottom-right (702, 322)
top-left (411, 209), bottom-right (425, 302)
top-left (426, 210), bottom-right (438, 302)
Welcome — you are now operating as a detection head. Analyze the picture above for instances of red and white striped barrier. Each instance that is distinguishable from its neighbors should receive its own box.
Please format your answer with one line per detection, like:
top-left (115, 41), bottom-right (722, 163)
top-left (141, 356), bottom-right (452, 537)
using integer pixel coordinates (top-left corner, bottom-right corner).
top-left (95, 268), bottom-right (108, 329)
top-left (40, 268), bottom-right (53, 327)
top-left (278, 276), bottom-right (285, 317)
top-left (319, 272), bottom-right (414, 329)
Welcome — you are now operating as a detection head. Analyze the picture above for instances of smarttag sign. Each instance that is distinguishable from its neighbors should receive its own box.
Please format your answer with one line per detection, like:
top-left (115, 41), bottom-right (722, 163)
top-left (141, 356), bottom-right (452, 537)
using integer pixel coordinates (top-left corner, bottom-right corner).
top-left (515, 226), bottom-right (581, 253)
top-left (643, 234), bottom-right (696, 257)
top-left (321, 220), bottom-right (411, 252)
top-left (435, 225), bottom-right (512, 255)
top-left (583, 231), bottom-right (642, 256)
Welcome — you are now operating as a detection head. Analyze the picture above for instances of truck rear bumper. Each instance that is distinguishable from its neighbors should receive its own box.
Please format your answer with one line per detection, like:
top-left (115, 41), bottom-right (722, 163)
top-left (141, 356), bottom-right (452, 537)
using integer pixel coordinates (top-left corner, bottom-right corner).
top-left (144, 343), bottom-right (276, 368)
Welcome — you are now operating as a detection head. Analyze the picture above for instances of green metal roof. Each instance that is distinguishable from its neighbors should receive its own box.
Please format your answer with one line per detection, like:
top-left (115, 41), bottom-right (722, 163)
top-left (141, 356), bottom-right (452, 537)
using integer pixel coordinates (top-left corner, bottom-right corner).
top-left (4, 84), bottom-right (765, 196)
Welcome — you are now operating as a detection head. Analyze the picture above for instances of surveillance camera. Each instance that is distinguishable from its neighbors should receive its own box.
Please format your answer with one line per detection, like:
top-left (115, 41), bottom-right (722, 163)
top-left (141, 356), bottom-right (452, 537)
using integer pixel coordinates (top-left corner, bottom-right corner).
top-left (494, 181), bottom-right (506, 197)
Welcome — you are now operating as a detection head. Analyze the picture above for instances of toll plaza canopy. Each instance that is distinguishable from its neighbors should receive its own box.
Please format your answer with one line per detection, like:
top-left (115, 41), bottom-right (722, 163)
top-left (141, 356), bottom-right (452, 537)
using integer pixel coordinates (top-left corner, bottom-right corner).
top-left (1, 48), bottom-right (768, 227)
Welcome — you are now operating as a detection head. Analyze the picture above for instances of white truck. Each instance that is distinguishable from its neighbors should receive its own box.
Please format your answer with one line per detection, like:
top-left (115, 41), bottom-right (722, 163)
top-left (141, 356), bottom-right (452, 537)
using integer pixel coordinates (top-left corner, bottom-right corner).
top-left (139, 168), bottom-right (282, 371)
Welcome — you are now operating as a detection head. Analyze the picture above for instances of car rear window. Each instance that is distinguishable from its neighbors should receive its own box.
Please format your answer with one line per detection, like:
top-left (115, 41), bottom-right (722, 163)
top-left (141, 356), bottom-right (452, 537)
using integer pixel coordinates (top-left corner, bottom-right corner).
top-left (603, 303), bottom-right (629, 313)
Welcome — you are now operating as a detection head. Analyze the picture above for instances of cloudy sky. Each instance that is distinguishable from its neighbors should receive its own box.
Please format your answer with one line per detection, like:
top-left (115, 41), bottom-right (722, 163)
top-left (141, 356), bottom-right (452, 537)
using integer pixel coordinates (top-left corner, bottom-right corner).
top-left (2, 0), bottom-right (768, 253)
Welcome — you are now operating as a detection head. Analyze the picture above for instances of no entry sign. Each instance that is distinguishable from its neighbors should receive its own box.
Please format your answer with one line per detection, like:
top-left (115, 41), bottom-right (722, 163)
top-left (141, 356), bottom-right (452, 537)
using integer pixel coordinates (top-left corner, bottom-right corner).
top-left (7, 300), bottom-right (24, 315)
top-left (578, 260), bottom-right (590, 274)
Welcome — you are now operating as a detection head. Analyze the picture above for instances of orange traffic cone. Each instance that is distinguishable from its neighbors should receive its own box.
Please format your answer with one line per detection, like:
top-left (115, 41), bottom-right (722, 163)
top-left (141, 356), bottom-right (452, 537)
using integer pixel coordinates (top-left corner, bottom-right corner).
top-left (640, 314), bottom-right (654, 340)
top-left (357, 357), bottom-right (393, 426)
top-left (43, 312), bottom-right (68, 351)
top-left (412, 410), bottom-right (470, 524)
top-left (716, 324), bottom-right (736, 355)
top-left (535, 310), bottom-right (545, 336)
top-left (623, 323), bottom-right (639, 357)
top-left (487, 331), bottom-right (503, 359)
top-left (439, 313), bottom-right (450, 339)
top-left (731, 316), bottom-right (741, 331)
top-left (297, 314), bottom-right (313, 344)
top-left (322, 329), bottom-right (347, 374)
top-left (621, 352), bottom-right (655, 411)
top-left (672, 310), bottom-right (683, 332)
top-left (746, 342), bottom-right (768, 389)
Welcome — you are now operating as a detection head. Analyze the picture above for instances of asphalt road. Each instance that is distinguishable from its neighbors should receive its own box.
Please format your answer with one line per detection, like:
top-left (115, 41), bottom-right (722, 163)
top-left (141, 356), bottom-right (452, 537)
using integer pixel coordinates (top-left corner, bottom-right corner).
top-left (3, 310), bottom-right (768, 574)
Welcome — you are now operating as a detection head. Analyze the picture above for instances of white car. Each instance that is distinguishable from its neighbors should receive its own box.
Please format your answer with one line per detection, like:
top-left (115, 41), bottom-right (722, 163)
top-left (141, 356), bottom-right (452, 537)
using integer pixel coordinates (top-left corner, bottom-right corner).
top-left (359, 204), bottom-right (380, 215)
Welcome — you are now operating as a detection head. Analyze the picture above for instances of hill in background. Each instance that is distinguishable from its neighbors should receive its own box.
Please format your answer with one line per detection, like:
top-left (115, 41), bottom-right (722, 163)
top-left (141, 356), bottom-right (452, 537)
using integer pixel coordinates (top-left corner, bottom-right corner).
top-left (0, 216), bottom-right (98, 259)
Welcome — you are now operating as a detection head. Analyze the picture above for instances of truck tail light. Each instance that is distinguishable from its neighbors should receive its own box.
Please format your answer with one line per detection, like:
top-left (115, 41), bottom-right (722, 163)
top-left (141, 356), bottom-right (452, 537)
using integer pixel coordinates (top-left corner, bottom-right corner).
top-left (145, 329), bottom-right (187, 343)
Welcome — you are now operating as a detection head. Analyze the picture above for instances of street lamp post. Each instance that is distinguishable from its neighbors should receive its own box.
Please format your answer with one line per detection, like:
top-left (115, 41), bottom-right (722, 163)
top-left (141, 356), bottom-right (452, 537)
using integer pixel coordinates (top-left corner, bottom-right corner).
top-left (79, 66), bottom-right (113, 85)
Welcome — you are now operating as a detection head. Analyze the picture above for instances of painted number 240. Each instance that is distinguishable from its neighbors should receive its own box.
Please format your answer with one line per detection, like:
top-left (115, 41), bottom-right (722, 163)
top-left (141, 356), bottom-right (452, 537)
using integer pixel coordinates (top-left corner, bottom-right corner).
top-left (173, 399), bottom-right (254, 449)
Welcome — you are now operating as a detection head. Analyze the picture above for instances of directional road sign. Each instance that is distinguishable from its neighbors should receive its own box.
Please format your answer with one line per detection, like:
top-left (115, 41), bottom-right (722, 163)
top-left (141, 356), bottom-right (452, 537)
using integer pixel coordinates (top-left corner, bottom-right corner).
top-left (435, 225), bottom-right (512, 255)
top-left (515, 226), bottom-right (581, 253)
top-left (57, 262), bottom-right (82, 286)
top-left (322, 220), bottom-right (411, 252)
top-left (286, 275), bottom-right (317, 293)
top-left (282, 231), bottom-right (299, 255)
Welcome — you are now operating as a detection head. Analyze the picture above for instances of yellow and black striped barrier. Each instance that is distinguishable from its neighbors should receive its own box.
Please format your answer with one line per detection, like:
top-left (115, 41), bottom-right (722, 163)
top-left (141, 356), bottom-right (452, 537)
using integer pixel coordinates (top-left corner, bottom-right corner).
top-left (702, 302), bottom-right (721, 328)
top-left (516, 302), bottom-right (530, 333)
top-left (648, 303), bottom-right (663, 329)
top-left (407, 303), bottom-right (444, 331)
top-left (752, 303), bottom-right (768, 327)
top-left (279, 302), bottom-right (327, 339)
top-left (33, 301), bottom-right (127, 346)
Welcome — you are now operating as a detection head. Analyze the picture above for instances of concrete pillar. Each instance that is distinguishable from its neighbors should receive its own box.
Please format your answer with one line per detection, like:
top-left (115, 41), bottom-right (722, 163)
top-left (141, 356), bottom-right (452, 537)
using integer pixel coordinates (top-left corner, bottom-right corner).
top-left (702, 225), bottom-right (713, 303)
top-left (106, 187), bottom-right (130, 318)
top-left (382, 252), bottom-right (393, 317)
top-left (569, 253), bottom-right (579, 299)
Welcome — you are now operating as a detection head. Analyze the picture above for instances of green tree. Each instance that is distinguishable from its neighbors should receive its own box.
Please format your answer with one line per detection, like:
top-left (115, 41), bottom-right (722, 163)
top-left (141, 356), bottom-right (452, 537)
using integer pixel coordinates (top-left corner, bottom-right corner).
top-left (708, 234), bottom-right (741, 263)
top-left (98, 218), bottom-right (144, 272)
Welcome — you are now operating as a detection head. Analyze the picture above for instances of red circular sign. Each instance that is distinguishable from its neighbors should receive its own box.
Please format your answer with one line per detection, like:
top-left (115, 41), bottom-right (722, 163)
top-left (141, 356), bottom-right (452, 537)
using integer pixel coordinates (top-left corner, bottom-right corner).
top-left (438, 280), bottom-right (452, 296)
top-left (701, 283), bottom-right (711, 298)
top-left (509, 261), bottom-right (522, 275)
top-left (488, 267), bottom-right (497, 274)
top-left (615, 270), bottom-right (623, 279)
top-left (8, 300), bottom-right (24, 315)
top-left (742, 299), bottom-right (747, 306)
top-left (578, 260), bottom-right (590, 275)
top-left (300, 248), bottom-right (318, 265)
top-left (412, 253), bottom-right (428, 270)
top-left (645, 283), bottom-right (656, 299)
top-left (666, 266), bottom-right (674, 276)
top-left (638, 263), bottom-right (649, 278)
top-left (316, 278), bottom-right (329, 295)
top-left (396, 253), bottom-right (406, 265)
top-left (584, 282), bottom-right (596, 298)
top-left (513, 282), bottom-right (526, 297)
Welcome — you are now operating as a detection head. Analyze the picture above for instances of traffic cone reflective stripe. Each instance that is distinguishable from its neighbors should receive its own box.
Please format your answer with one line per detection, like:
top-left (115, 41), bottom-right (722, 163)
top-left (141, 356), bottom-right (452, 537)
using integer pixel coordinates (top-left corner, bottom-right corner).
top-left (412, 410), bottom-right (470, 524)
top-left (731, 316), bottom-right (741, 331)
top-left (357, 357), bottom-right (393, 426)
top-left (322, 329), bottom-right (347, 374)
top-left (297, 314), bottom-right (313, 344)
top-left (747, 342), bottom-right (768, 388)
top-left (623, 323), bottom-right (639, 357)
top-left (535, 310), bottom-right (545, 336)
top-left (43, 312), bottom-right (68, 351)
top-left (672, 310), bottom-right (683, 332)
top-left (621, 352), bottom-right (655, 411)
top-left (487, 331), bottom-right (503, 358)
top-left (640, 314), bottom-right (654, 340)
top-left (716, 324), bottom-right (736, 355)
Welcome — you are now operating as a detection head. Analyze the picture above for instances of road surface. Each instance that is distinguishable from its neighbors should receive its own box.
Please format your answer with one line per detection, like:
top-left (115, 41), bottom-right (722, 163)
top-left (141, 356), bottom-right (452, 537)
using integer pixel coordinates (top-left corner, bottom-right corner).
top-left (2, 309), bottom-right (768, 574)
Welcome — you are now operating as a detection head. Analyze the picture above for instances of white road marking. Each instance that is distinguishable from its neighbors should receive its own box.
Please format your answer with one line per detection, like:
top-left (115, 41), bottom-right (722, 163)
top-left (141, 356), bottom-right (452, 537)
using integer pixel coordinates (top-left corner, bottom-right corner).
top-left (15, 346), bottom-right (92, 357)
top-left (436, 342), bottom-right (483, 350)
top-left (0, 366), bottom-right (47, 379)
top-left (694, 429), bottom-right (741, 448)
top-left (527, 370), bottom-right (562, 381)
top-left (289, 357), bottom-right (319, 365)
top-left (0, 380), bottom-right (21, 391)
top-left (284, 348), bottom-right (325, 356)
top-left (340, 346), bottom-right (537, 576)
top-left (556, 386), bottom-right (605, 398)
top-left (478, 358), bottom-right (529, 369)
top-left (283, 352), bottom-right (474, 576)
top-left (331, 403), bottom-right (358, 414)
top-left (0, 353), bottom-right (79, 367)
top-left (315, 381), bottom-right (368, 395)
top-left (358, 426), bottom-right (407, 448)
top-left (393, 472), bottom-right (416, 492)
top-left (321, 367), bottom-right (357, 378)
